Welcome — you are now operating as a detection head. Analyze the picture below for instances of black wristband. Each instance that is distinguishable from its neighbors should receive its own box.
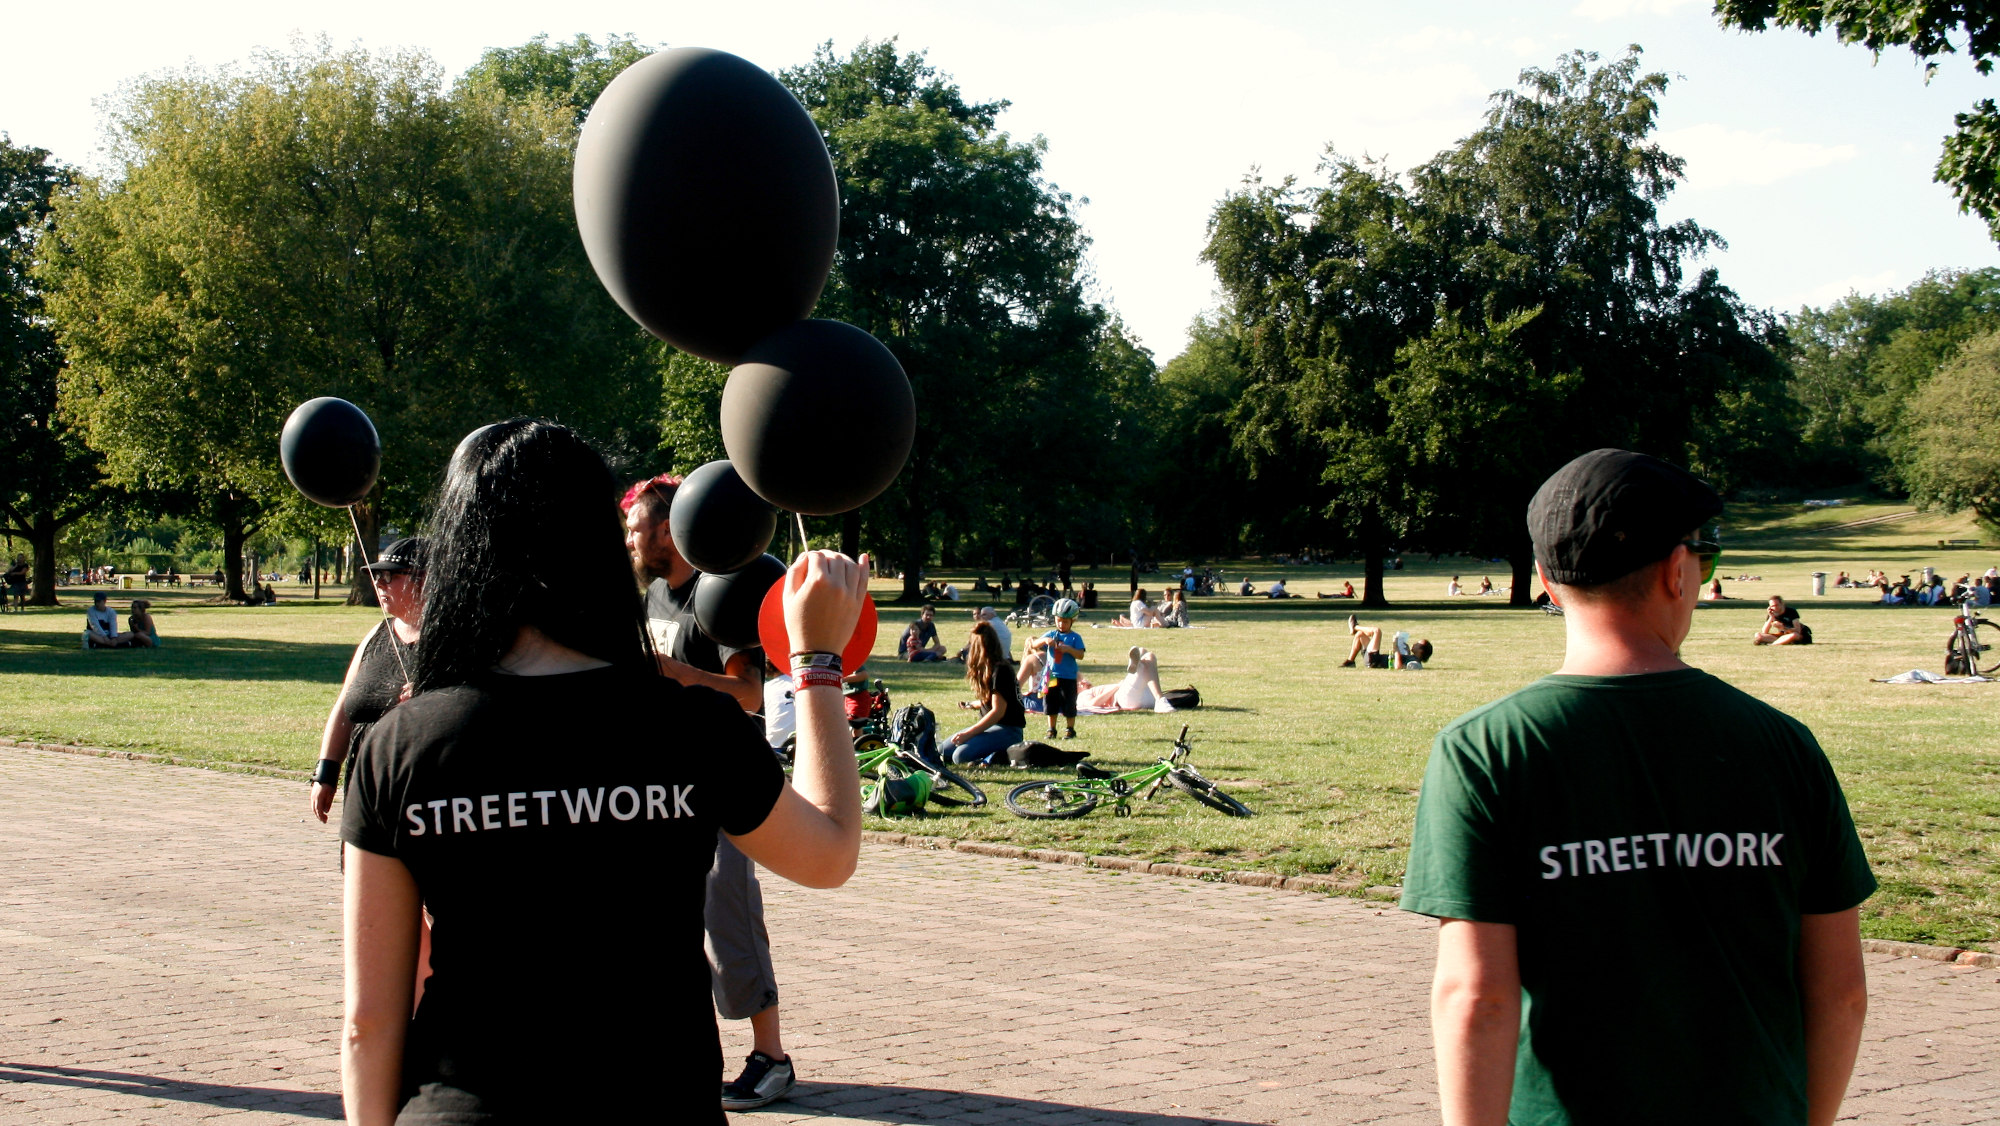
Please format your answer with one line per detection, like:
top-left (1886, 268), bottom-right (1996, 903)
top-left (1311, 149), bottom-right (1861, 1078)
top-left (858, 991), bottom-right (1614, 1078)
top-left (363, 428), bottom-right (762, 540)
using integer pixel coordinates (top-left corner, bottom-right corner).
top-left (312, 759), bottom-right (342, 787)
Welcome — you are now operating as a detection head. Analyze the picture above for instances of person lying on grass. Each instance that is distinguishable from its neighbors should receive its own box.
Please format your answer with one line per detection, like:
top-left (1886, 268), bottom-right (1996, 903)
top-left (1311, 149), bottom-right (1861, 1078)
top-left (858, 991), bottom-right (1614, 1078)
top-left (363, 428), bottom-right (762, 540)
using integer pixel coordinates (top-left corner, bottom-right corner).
top-left (1341, 615), bottom-right (1433, 669)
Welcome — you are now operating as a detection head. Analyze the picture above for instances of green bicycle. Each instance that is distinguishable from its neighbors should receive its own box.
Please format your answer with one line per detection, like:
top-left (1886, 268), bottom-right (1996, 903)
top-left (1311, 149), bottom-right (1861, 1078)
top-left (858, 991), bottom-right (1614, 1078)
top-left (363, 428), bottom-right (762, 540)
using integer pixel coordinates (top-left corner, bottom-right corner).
top-left (1004, 724), bottom-right (1251, 819)
top-left (858, 736), bottom-right (987, 809)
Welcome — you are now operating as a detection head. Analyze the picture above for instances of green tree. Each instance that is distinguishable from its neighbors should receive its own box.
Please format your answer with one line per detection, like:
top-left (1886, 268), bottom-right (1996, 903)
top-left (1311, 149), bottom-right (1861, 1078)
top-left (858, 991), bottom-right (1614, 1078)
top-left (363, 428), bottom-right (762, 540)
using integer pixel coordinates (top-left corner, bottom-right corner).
top-left (1208, 50), bottom-right (1790, 604)
top-left (1903, 327), bottom-right (2000, 524)
top-left (0, 135), bottom-right (105, 604)
top-left (44, 42), bottom-right (657, 602)
top-left (1717, 0), bottom-right (2000, 239)
top-left (459, 33), bottom-right (655, 127)
top-left (781, 41), bottom-right (1121, 600)
top-left (1782, 268), bottom-right (2000, 486)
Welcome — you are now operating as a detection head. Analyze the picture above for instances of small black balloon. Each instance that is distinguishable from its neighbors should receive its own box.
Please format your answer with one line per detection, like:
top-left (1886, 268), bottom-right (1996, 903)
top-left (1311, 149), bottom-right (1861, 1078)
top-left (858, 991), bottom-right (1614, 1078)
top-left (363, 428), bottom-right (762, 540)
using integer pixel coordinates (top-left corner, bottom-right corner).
top-left (280, 397), bottom-right (381, 508)
top-left (670, 460), bottom-right (776, 575)
top-left (574, 48), bottom-right (839, 365)
top-left (720, 320), bottom-right (915, 516)
top-left (692, 553), bottom-right (787, 652)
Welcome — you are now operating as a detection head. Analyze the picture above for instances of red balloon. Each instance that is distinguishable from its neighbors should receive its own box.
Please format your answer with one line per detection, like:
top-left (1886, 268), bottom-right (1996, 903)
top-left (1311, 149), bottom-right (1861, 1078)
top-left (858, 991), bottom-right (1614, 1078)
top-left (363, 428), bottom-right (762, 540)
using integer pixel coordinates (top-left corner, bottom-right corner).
top-left (758, 577), bottom-right (877, 674)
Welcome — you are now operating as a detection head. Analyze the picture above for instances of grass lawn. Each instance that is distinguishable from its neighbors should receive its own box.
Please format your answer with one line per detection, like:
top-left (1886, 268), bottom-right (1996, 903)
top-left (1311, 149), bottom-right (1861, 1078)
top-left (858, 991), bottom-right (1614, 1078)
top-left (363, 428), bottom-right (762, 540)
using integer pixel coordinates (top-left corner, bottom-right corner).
top-left (4, 501), bottom-right (1997, 949)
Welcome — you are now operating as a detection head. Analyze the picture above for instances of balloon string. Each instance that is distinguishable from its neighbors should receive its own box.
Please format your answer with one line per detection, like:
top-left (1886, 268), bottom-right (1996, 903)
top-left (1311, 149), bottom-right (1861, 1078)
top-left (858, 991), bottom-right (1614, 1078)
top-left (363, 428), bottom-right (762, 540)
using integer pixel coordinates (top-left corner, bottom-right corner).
top-left (794, 512), bottom-right (809, 555)
top-left (348, 503), bottom-right (413, 689)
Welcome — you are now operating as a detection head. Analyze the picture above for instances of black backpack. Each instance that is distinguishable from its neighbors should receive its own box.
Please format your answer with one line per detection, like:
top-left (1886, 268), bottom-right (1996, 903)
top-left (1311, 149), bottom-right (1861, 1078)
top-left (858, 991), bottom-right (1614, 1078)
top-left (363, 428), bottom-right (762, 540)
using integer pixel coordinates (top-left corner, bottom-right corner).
top-left (889, 703), bottom-right (939, 761)
top-left (1162, 686), bottom-right (1201, 710)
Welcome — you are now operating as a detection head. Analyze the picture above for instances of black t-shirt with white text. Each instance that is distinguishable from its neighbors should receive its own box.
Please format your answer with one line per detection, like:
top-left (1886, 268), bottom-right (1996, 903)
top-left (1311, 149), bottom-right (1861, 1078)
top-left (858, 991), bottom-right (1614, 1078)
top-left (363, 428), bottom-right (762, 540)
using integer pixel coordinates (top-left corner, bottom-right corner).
top-left (341, 664), bottom-right (784, 1123)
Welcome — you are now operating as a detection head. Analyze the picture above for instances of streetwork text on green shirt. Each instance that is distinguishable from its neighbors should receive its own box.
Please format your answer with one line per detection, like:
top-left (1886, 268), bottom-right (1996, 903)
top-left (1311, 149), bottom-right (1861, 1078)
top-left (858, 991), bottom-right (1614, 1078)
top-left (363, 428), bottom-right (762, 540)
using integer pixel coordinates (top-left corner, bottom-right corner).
top-left (1400, 668), bottom-right (1876, 1126)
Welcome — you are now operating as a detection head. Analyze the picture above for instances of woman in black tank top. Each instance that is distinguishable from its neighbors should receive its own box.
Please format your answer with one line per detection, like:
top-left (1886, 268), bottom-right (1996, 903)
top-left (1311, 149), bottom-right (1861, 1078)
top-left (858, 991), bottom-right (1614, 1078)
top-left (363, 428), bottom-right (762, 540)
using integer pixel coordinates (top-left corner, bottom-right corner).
top-left (311, 541), bottom-right (426, 824)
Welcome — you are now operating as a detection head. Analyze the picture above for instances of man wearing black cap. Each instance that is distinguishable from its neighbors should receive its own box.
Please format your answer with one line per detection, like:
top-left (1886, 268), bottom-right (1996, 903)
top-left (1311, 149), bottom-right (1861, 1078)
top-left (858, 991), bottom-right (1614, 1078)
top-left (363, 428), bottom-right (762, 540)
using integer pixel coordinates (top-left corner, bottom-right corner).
top-left (1400, 449), bottom-right (1874, 1126)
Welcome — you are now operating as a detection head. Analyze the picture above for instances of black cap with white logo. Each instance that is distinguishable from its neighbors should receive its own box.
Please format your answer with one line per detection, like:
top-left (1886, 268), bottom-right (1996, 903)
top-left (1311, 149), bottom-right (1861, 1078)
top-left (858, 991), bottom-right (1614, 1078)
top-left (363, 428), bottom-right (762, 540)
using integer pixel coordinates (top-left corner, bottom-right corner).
top-left (360, 537), bottom-right (429, 575)
top-left (1527, 450), bottom-right (1722, 587)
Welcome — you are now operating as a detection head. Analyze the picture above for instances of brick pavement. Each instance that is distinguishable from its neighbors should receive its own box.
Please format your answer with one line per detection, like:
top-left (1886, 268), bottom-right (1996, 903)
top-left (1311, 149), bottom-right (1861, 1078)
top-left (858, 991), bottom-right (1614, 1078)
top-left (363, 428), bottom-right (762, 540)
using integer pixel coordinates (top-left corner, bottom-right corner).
top-left (2, 746), bottom-right (1996, 1124)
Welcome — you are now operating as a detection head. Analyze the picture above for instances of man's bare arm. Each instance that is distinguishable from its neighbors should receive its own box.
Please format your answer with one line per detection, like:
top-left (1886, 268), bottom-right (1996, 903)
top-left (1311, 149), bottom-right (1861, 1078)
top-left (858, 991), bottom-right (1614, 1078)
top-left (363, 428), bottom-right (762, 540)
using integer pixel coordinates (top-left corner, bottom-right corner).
top-left (656, 651), bottom-right (763, 712)
top-left (1431, 918), bottom-right (1520, 1126)
top-left (1799, 907), bottom-right (1867, 1126)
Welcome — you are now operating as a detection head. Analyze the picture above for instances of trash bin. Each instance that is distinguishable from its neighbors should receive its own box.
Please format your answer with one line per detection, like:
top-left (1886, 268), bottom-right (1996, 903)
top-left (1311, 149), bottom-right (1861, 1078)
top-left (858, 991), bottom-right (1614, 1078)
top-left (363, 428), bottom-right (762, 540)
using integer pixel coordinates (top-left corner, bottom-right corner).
top-left (121, 574), bottom-right (136, 590)
top-left (1923, 565), bottom-right (1935, 584)
top-left (1811, 571), bottom-right (1826, 596)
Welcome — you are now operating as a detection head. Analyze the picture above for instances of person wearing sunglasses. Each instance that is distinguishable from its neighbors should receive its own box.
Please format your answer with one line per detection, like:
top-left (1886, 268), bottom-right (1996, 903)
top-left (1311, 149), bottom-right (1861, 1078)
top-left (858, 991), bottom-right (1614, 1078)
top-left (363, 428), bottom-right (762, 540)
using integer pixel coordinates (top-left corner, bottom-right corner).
top-left (1401, 448), bottom-right (1873, 1126)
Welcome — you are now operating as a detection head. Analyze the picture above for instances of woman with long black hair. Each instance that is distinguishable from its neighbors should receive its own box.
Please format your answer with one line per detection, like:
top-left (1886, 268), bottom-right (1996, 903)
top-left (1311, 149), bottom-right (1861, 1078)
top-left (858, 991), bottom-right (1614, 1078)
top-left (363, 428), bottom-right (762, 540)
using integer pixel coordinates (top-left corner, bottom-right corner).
top-left (341, 419), bottom-right (864, 1125)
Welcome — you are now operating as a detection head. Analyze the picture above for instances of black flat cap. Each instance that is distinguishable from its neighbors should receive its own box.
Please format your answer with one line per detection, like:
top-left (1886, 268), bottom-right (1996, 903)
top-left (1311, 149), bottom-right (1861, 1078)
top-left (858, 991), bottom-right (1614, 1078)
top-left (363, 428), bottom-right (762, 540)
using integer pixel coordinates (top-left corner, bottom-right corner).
top-left (1528, 450), bottom-right (1722, 587)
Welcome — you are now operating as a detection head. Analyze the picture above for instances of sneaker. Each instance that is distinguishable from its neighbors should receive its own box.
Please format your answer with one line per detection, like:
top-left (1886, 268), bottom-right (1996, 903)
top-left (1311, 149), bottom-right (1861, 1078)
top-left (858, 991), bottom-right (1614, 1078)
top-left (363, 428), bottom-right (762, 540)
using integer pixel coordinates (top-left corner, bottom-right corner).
top-left (1339, 658), bottom-right (1355, 668)
top-left (721, 1051), bottom-right (795, 1111)
top-left (1064, 729), bottom-right (1077, 740)
top-left (1347, 614), bottom-right (1358, 634)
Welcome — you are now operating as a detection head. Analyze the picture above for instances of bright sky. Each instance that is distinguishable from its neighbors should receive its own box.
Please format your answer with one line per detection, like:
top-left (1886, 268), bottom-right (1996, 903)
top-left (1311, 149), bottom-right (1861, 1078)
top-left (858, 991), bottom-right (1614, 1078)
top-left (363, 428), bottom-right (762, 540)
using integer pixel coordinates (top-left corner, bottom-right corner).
top-left (7, 0), bottom-right (1999, 361)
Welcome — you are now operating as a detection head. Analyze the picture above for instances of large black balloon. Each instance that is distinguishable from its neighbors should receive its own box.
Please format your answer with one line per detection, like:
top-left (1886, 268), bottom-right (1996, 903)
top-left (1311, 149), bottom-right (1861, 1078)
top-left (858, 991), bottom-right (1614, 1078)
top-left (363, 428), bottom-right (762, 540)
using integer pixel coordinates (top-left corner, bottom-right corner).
top-left (720, 320), bottom-right (915, 516)
top-left (280, 397), bottom-right (381, 507)
top-left (692, 553), bottom-right (787, 651)
top-left (573, 48), bottom-right (839, 365)
top-left (670, 460), bottom-right (776, 575)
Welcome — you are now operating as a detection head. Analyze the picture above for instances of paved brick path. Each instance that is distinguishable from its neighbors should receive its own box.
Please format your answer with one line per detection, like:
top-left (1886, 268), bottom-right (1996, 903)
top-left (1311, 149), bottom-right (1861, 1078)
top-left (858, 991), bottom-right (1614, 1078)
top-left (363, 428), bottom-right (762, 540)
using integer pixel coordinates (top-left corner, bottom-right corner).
top-left (3, 748), bottom-right (1997, 1125)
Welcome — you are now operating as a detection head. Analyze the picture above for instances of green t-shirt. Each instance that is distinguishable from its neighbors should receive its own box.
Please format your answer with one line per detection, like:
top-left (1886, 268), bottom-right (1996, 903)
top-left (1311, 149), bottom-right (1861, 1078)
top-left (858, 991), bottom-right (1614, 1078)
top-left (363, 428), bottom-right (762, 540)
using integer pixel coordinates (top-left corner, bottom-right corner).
top-left (1400, 669), bottom-right (1876, 1126)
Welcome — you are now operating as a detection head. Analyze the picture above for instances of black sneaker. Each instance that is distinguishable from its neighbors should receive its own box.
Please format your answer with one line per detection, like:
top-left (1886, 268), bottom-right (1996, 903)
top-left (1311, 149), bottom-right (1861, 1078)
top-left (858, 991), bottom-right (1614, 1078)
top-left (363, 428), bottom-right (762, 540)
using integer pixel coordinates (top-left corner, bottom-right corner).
top-left (721, 1051), bottom-right (795, 1111)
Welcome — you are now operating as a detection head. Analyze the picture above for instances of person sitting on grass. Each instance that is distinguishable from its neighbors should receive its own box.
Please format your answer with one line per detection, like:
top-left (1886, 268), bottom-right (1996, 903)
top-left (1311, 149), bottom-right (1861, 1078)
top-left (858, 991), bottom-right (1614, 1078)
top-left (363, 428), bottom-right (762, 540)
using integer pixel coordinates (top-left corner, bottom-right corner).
top-left (83, 592), bottom-right (119, 649)
top-left (124, 600), bottom-right (159, 648)
top-left (1239, 576), bottom-right (1257, 596)
top-left (1267, 578), bottom-right (1294, 599)
top-left (1753, 595), bottom-right (1812, 645)
top-left (1114, 588), bottom-right (1166, 628)
top-left (1162, 588), bottom-right (1189, 628)
top-left (1478, 576), bottom-right (1494, 595)
top-left (1446, 576), bottom-right (1464, 597)
top-left (1340, 615), bottom-right (1433, 669)
top-left (900, 604), bottom-right (947, 662)
top-left (941, 621), bottom-right (1027, 765)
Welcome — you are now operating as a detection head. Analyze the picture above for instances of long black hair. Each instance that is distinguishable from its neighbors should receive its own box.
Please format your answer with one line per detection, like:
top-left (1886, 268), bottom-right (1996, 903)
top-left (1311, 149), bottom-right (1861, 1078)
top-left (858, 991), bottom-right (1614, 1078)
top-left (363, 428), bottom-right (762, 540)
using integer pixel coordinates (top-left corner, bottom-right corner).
top-left (413, 418), bottom-right (652, 693)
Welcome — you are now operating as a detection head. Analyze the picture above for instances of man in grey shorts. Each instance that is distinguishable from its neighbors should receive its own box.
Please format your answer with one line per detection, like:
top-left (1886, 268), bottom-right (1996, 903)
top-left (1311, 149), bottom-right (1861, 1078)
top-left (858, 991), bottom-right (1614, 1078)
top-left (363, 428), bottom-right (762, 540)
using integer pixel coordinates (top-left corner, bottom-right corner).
top-left (622, 474), bottom-right (797, 1111)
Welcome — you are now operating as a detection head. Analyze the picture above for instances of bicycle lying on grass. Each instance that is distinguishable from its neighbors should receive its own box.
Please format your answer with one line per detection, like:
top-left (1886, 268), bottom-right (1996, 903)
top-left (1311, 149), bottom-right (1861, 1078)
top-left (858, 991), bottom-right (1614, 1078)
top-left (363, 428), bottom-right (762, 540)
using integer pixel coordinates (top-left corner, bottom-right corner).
top-left (858, 740), bottom-right (987, 809)
top-left (1004, 724), bottom-right (1251, 819)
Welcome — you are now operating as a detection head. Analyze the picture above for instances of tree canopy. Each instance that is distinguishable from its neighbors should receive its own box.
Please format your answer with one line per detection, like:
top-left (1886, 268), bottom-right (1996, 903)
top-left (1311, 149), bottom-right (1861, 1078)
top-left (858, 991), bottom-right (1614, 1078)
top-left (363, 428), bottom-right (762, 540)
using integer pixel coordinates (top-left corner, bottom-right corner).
top-left (1207, 49), bottom-right (1793, 604)
top-left (0, 135), bottom-right (102, 604)
top-left (44, 42), bottom-right (658, 599)
top-left (780, 41), bottom-right (1154, 596)
top-left (1717, 0), bottom-right (2000, 240)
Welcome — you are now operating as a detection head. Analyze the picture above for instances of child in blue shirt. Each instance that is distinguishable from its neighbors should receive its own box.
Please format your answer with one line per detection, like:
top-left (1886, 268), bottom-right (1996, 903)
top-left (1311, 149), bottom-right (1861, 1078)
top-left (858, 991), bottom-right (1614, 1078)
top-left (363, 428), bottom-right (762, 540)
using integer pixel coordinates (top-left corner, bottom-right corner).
top-left (1032, 598), bottom-right (1087, 739)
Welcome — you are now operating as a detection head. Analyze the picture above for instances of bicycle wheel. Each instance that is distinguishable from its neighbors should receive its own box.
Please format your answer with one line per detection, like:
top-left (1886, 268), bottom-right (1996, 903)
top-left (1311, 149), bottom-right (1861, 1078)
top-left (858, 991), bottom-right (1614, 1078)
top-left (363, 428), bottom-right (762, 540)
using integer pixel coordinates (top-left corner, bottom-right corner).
top-left (1005, 779), bottom-right (1101, 819)
top-left (1168, 767), bottom-right (1253, 817)
top-left (1973, 621), bottom-right (2000, 676)
top-left (925, 762), bottom-right (988, 808)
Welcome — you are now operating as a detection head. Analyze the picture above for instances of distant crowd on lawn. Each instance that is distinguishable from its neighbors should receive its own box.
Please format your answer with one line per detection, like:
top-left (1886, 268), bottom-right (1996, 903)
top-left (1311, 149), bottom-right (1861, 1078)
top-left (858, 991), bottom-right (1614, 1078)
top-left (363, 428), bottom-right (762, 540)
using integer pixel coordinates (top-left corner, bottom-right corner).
top-left (1839, 566), bottom-right (1998, 606)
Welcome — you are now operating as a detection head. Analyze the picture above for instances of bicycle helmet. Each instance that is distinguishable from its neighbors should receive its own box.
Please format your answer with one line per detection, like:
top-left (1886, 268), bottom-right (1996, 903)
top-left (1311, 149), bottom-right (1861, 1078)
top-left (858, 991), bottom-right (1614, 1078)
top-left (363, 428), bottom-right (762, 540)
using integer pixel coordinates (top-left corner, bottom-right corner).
top-left (1053, 597), bottom-right (1080, 619)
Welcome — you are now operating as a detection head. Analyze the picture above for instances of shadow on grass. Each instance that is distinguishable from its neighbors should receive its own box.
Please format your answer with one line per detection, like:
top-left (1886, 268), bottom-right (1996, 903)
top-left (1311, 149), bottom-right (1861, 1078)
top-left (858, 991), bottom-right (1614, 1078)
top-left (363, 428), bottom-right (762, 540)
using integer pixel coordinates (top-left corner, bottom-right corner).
top-left (0, 627), bottom-right (354, 684)
top-left (780, 1081), bottom-right (1262, 1124)
top-left (0, 1062), bottom-right (340, 1119)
